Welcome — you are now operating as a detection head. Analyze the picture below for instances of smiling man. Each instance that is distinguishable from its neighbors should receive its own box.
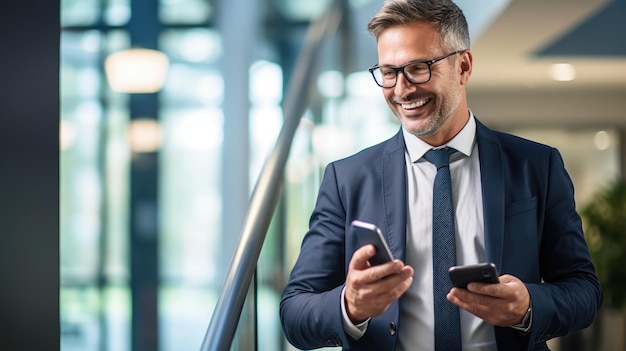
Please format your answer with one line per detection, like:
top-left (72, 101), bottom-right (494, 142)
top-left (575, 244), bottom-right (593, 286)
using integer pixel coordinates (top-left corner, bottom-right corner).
top-left (280, 1), bottom-right (602, 350)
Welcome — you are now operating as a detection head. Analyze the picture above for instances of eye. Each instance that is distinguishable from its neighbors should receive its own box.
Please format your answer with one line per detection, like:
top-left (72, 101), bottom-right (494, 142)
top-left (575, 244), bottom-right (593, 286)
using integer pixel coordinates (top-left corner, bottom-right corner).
top-left (379, 67), bottom-right (396, 78)
top-left (405, 62), bottom-right (429, 76)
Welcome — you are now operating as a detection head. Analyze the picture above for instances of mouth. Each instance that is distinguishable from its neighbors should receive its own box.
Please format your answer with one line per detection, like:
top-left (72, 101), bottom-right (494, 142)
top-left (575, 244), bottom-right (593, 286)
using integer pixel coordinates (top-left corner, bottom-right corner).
top-left (399, 97), bottom-right (430, 110)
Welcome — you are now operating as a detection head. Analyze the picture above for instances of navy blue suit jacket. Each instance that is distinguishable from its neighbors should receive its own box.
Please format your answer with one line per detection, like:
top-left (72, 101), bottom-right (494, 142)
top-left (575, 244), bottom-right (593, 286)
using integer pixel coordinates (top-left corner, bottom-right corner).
top-left (280, 119), bottom-right (602, 350)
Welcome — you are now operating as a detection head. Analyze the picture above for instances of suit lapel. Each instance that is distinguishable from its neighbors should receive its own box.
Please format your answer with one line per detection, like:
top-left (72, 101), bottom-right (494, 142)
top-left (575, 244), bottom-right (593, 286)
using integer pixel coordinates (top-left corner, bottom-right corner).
top-left (476, 121), bottom-right (505, 270)
top-left (382, 130), bottom-right (408, 262)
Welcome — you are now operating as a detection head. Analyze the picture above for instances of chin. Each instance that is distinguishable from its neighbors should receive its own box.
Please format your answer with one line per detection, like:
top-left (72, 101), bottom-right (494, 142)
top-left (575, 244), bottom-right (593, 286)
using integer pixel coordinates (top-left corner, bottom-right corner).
top-left (401, 118), bottom-right (434, 137)
top-left (404, 126), bottom-right (433, 138)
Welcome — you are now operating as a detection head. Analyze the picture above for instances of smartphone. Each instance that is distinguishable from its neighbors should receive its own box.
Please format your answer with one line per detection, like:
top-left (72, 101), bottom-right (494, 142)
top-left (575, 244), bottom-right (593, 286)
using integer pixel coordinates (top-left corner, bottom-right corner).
top-left (448, 262), bottom-right (499, 288)
top-left (351, 220), bottom-right (394, 266)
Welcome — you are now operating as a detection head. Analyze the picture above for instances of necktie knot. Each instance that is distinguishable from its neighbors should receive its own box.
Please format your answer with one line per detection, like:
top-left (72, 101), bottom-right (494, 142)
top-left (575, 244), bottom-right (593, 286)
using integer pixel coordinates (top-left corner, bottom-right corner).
top-left (424, 147), bottom-right (456, 169)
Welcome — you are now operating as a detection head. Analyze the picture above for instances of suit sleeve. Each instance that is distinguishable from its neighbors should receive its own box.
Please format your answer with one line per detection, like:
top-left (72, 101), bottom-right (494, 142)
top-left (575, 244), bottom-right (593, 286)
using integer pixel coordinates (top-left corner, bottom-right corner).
top-left (525, 148), bottom-right (603, 346)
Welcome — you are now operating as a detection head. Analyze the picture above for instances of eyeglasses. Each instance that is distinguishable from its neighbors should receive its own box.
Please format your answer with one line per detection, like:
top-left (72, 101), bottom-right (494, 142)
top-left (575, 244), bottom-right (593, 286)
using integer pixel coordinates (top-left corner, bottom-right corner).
top-left (368, 50), bottom-right (464, 88)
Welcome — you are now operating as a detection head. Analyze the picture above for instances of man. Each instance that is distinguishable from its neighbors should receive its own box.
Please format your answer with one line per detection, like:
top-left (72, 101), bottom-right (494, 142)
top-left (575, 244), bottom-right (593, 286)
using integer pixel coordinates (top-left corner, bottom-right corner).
top-left (280, 0), bottom-right (602, 350)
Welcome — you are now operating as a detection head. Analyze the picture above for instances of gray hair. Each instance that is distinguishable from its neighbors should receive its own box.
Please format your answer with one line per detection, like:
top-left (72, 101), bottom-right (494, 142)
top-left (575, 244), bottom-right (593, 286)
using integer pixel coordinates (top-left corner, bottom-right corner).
top-left (367, 0), bottom-right (470, 51)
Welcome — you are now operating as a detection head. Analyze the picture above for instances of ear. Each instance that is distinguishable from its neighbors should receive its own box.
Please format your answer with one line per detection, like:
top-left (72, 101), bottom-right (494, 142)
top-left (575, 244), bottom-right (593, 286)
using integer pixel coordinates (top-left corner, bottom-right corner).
top-left (459, 50), bottom-right (473, 85)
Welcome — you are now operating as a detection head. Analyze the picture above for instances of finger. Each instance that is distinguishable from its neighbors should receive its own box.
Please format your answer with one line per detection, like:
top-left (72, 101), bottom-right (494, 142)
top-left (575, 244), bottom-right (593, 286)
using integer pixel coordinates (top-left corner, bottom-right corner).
top-left (466, 281), bottom-right (505, 297)
top-left (467, 274), bottom-right (523, 299)
top-left (350, 244), bottom-right (376, 271)
top-left (448, 288), bottom-right (502, 323)
top-left (356, 269), bottom-right (414, 317)
top-left (497, 274), bottom-right (518, 283)
top-left (378, 265), bottom-right (414, 288)
top-left (466, 274), bottom-right (520, 297)
top-left (447, 290), bottom-right (485, 315)
top-left (345, 265), bottom-right (411, 320)
top-left (357, 260), bottom-right (405, 286)
top-left (451, 280), bottom-right (531, 326)
top-left (448, 286), bottom-right (498, 308)
top-left (388, 269), bottom-right (414, 296)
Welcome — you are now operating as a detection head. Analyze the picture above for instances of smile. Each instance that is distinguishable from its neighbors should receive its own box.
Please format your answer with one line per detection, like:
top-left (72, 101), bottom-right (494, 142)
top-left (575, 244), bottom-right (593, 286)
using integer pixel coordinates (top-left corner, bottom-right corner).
top-left (400, 98), bottom-right (430, 109)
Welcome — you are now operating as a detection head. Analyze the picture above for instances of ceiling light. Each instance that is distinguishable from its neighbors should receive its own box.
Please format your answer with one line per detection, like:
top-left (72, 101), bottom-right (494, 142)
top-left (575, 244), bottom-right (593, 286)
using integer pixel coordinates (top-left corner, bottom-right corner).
top-left (105, 49), bottom-right (169, 93)
top-left (594, 130), bottom-right (611, 150)
top-left (549, 63), bottom-right (576, 82)
top-left (128, 119), bottom-right (162, 153)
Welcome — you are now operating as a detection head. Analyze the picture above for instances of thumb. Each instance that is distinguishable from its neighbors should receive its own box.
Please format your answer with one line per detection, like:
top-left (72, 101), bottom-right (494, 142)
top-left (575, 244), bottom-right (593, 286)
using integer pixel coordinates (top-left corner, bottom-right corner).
top-left (350, 244), bottom-right (376, 270)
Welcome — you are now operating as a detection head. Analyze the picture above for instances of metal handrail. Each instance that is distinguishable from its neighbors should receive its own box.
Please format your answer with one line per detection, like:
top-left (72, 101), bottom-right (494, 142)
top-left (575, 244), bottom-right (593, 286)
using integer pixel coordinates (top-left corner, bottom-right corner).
top-left (199, 1), bottom-right (343, 350)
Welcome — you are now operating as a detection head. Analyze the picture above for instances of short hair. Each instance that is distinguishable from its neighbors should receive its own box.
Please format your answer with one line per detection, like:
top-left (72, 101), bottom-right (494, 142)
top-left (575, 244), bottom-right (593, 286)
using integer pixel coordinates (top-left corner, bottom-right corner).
top-left (367, 0), bottom-right (470, 51)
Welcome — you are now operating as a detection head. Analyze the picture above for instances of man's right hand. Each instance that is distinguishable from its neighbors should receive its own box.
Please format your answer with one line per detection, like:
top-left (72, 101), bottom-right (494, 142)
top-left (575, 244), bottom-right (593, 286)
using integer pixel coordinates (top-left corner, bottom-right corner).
top-left (344, 244), bottom-right (414, 324)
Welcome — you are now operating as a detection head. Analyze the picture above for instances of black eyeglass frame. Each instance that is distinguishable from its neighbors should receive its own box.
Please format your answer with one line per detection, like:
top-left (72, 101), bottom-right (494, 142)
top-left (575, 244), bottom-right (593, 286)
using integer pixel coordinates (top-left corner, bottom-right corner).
top-left (368, 50), bottom-right (465, 88)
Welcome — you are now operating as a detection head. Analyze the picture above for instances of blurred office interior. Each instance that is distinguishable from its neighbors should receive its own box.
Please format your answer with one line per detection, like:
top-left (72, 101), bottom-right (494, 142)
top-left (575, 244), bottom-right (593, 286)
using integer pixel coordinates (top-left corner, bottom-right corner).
top-left (1, 0), bottom-right (625, 350)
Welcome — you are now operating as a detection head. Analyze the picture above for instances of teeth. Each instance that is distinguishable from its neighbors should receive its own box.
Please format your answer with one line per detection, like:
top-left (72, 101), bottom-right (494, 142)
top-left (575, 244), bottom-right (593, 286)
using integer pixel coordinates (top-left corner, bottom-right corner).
top-left (401, 99), bottom-right (429, 109)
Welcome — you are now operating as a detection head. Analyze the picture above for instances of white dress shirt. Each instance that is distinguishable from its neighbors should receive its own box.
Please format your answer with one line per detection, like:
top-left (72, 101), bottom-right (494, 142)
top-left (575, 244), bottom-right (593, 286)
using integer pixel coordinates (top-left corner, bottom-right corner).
top-left (398, 113), bottom-right (496, 350)
top-left (341, 112), bottom-right (497, 350)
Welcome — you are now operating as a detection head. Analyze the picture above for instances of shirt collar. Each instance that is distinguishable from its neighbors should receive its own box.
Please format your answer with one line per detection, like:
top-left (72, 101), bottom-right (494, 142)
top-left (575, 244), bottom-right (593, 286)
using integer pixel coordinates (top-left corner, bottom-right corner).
top-left (403, 110), bottom-right (477, 163)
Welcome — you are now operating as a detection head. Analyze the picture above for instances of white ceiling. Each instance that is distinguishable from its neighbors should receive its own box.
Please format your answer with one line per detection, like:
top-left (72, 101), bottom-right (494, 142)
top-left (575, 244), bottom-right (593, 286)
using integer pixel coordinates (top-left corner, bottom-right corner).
top-left (466, 0), bottom-right (626, 128)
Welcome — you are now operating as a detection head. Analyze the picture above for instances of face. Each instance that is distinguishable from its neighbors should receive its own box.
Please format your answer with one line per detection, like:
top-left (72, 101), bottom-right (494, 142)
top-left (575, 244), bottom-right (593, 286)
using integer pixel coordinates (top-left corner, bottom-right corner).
top-left (376, 21), bottom-right (472, 146)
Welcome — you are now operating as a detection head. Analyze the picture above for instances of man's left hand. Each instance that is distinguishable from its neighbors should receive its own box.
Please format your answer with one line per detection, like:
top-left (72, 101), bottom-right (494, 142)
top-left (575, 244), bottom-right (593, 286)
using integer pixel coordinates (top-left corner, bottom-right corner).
top-left (446, 274), bottom-right (530, 327)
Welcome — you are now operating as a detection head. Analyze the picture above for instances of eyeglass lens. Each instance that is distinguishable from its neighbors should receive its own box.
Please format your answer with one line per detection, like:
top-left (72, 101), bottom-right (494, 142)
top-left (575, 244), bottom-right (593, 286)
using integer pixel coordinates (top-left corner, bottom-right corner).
top-left (372, 62), bottom-right (431, 87)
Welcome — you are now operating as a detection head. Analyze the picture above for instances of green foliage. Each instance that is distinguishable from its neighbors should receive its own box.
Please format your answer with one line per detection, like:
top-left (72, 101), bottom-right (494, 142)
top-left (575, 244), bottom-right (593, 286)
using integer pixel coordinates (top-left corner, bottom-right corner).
top-left (582, 179), bottom-right (626, 310)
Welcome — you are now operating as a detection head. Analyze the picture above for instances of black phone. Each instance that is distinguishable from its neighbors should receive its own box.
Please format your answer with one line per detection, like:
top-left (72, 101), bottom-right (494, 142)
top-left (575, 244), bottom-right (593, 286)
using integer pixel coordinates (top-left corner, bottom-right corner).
top-left (351, 220), bottom-right (394, 265)
top-left (448, 262), bottom-right (499, 288)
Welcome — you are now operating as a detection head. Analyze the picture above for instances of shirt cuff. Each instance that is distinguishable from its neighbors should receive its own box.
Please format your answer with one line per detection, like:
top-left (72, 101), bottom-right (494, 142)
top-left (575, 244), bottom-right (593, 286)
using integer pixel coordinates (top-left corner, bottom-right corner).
top-left (340, 286), bottom-right (370, 340)
top-left (510, 306), bottom-right (532, 333)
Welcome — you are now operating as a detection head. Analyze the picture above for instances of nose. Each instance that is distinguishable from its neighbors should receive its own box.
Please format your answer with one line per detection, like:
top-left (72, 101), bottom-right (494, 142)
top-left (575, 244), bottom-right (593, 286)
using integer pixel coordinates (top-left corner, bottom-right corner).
top-left (393, 70), bottom-right (416, 95)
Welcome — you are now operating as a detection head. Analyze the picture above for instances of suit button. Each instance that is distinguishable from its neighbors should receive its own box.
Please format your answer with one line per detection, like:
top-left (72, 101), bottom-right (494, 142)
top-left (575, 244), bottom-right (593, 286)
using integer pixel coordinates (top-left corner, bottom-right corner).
top-left (389, 322), bottom-right (397, 336)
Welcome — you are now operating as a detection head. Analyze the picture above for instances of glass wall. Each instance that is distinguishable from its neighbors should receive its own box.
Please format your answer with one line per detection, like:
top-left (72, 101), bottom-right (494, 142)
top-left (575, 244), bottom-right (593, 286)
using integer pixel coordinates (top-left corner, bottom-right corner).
top-left (61, 0), bottom-right (221, 349)
top-left (158, 27), bottom-right (223, 349)
top-left (61, 0), bottom-right (290, 349)
top-left (60, 28), bottom-right (132, 351)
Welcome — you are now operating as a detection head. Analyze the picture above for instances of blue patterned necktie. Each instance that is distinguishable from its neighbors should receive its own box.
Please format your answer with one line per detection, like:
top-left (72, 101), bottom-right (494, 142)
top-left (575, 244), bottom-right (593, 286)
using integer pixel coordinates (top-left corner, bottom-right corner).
top-left (424, 147), bottom-right (461, 351)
